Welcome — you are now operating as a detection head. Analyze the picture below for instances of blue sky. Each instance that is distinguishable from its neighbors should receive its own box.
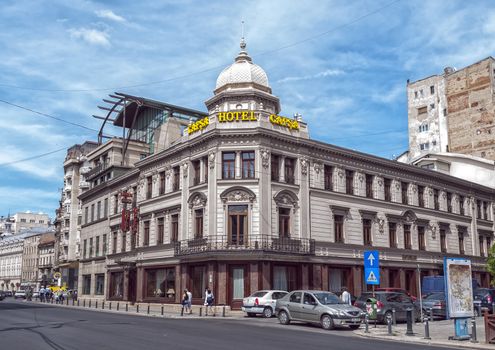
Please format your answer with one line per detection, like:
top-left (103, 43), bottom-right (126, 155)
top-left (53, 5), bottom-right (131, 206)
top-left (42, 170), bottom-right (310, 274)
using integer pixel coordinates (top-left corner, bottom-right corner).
top-left (1, 0), bottom-right (494, 218)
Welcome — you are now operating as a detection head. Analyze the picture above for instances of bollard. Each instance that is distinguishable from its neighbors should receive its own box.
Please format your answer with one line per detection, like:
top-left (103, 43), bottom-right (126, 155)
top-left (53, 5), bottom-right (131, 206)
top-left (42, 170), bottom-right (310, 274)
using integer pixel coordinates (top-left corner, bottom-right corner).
top-left (364, 314), bottom-right (369, 333)
top-left (95, 301), bottom-right (98, 309)
top-left (181, 306), bottom-right (184, 316)
top-left (405, 308), bottom-right (414, 336)
top-left (424, 316), bottom-right (431, 340)
top-left (477, 303), bottom-right (482, 317)
top-left (89, 300), bottom-right (91, 308)
top-left (147, 304), bottom-right (150, 315)
top-left (72, 299), bottom-right (75, 306)
top-left (161, 305), bottom-right (164, 316)
top-left (77, 299), bottom-right (79, 307)
top-left (125, 303), bottom-right (128, 312)
top-left (222, 305), bottom-right (226, 317)
top-left (83, 299), bottom-right (86, 307)
top-left (429, 308), bottom-right (434, 322)
top-left (199, 307), bottom-right (202, 316)
top-left (386, 315), bottom-right (392, 336)
top-left (109, 302), bottom-right (112, 310)
top-left (66, 298), bottom-right (69, 306)
top-left (392, 308), bottom-right (396, 326)
top-left (471, 317), bottom-right (478, 343)
top-left (136, 304), bottom-right (139, 313)
top-left (102, 301), bottom-right (105, 310)
top-left (117, 302), bottom-right (120, 311)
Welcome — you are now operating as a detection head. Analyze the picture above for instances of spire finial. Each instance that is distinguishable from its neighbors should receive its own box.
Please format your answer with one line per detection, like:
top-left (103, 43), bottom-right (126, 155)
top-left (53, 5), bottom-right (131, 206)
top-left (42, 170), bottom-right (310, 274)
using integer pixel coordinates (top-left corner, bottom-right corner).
top-left (240, 20), bottom-right (246, 50)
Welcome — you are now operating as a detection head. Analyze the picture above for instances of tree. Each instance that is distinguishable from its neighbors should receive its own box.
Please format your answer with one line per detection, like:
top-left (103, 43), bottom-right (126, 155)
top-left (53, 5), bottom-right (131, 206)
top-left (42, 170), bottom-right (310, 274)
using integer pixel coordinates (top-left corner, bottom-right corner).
top-left (487, 244), bottom-right (495, 286)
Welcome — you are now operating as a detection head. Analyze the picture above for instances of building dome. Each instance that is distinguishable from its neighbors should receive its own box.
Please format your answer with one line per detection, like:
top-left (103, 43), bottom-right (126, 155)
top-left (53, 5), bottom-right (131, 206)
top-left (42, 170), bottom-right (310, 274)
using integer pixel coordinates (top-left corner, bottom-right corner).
top-left (215, 39), bottom-right (269, 90)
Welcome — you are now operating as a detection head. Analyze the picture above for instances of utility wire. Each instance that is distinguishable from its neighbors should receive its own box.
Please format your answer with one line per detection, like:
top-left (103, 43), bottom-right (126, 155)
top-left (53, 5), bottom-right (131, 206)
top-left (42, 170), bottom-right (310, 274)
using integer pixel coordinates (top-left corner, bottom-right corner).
top-left (0, 0), bottom-right (402, 93)
top-left (0, 147), bottom-right (67, 167)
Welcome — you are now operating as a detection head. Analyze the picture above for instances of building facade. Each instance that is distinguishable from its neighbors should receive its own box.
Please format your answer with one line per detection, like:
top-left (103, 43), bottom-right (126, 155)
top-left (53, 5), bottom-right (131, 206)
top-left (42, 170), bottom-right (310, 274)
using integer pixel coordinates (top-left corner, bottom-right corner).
top-left (77, 40), bottom-right (494, 308)
top-left (21, 233), bottom-right (40, 289)
top-left (38, 233), bottom-right (55, 289)
top-left (12, 212), bottom-right (50, 234)
top-left (0, 234), bottom-right (25, 291)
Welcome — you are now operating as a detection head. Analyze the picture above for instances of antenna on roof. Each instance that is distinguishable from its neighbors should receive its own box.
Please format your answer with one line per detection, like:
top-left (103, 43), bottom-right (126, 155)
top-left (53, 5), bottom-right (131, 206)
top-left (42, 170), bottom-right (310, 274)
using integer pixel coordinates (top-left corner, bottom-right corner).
top-left (240, 20), bottom-right (246, 50)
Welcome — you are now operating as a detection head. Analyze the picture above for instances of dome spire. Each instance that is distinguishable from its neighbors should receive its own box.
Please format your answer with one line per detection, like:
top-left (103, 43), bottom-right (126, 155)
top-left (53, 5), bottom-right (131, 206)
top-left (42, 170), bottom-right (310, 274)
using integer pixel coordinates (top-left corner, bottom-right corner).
top-left (236, 20), bottom-right (251, 62)
top-left (240, 20), bottom-right (246, 50)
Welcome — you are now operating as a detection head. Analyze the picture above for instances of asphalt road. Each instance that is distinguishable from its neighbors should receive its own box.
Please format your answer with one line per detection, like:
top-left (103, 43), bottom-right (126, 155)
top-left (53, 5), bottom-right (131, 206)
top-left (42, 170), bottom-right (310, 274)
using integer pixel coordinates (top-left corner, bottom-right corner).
top-left (0, 299), bottom-right (451, 350)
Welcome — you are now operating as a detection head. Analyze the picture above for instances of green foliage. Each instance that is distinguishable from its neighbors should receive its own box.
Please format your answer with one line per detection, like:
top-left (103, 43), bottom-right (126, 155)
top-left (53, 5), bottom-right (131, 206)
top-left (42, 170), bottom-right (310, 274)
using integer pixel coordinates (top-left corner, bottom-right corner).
top-left (487, 244), bottom-right (495, 286)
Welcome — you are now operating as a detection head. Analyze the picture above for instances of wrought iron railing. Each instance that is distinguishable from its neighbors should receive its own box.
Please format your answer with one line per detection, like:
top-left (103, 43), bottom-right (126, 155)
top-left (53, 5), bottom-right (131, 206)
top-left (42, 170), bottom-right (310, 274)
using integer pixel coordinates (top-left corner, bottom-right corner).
top-left (174, 235), bottom-right (315, 256)
top-left (85, 162), bottom-right (109, 179)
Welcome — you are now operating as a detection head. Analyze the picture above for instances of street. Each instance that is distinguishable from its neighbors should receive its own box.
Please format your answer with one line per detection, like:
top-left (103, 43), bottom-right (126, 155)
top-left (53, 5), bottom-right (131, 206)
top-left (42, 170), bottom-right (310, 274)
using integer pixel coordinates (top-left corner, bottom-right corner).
top-left (0, 299), bottom-right (455, 350)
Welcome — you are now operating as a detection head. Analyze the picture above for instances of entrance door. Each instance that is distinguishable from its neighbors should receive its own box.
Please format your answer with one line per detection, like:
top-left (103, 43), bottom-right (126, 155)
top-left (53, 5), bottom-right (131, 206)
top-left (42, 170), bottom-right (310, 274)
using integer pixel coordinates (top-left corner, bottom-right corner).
top-left (128, 269), bottom-right (136, 303)
top-left (229, 266), bottom-right (247, 309)
top-left (228, 205), bottom-right (248, 246)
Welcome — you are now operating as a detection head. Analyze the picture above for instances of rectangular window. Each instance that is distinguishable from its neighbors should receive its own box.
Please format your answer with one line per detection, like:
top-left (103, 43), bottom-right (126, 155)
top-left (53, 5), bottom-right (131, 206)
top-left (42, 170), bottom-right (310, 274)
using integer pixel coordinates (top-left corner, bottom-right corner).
top-left (103, 234), bottom-right (107, 255)
top-left (389, 223), bottom-right (397, 248)
top-left (97, 201), bottom-right (101, 220)
top-left (271, 155), bottom-right (280, 181)
top-left (122, 232), bottom-right (126, 252)
top-left (477, 200), bottom-right (482, 219)
top-left (203, 156), bottom-right (209, 183)
top-left (104, 198), bottom-right (108, 218)
top-left (418, 186), bottom-right (424, 207)
top-left (222, 152), bottom-right (236, 179)
top-left (459, 231), bottom-right (465, 255)
top-left (418, 106), bottom-right (427, 115)
top-left (334, 215), bottom-right (344, 243)
top-left (345, 170), bottom-right (354, 195)
top-left (157, 218), bottom-right (164, 245)
top-left (145, 268), bottom-right (176, 299)
top-left (420, 142), bottom-right (430, 151)
top-left (194, 210), bottom-right (203, 239)
top-left (91, 204), bottom-right (95, 222)
top-left (193, 159), bottom-right (201, 186)
top-left (83, 239), bottom-right (87, 258)
top-left (447, 193), bottom-right (452, 213)
top-left (159, 171), bottom-right (165, 195)
top-left (114, 194), bottom-right (118, 214)
top-left (440, 229), bottom-right (447, 253)
top-left (404, 224), bottom-right (411, 249)
top-left (95, 236), bottom-right (100, 257)
top-left (459, 196), bottom-right (465, 215)
top-left (324, 165), bottom-right (333, 191)
top-left (228, 205), bottom-right (247, 245)
top-left (401, 183), bottom-right (408, 204)
top-left (89, 237), bottom-right (94, 257)
top-left (433, 189), bottom-right (439, 210)
top-left (241, 151), bottom-right (255, 179)
top-left (110, 272), bottom-right (123, 299)
top-left (363, 219), bottom-right (372, 246)
top-left (132, 186), bottom-right (137, 207)
top-left (173, 167), bottom-right (180, 191)
top-left (365, 174), bottom-right (373, 199)
top-left (83, 275), bottom-right (91, 295)
top-left (279, 207), bottom-right (291, 238)
top-left (418, 226), bottom-right (426, 250)
top-left (284, 158), bottom-right (295, 184)
top-left (112, 232), bottom-right (117, 254)
top-left (143, 221), bottom-right (150, 246)
top-left (430, 85), bottom-right (435, 94)
top-left (171, 214), bottom-right (179, 243)
top-left (77, 216), bottom-right (82, 225)
top-left (483, 201), bottom-right (489, 220)
top-left (146, 176), bottom-right (152, 199)
top-left (384, 178), bottom-right (391, 201)
top-left (95, 274), bottom-right (104, 295)
top-left (480, 237), bottom-right (485, 257)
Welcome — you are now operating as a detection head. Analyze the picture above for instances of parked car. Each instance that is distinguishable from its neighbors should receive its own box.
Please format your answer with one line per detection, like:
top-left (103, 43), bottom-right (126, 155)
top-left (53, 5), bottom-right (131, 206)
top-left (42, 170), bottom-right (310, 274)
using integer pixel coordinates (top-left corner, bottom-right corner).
top-left (14, 290), bottom-right (26, 299)
top-left (354, 292), bottom-right (420, 323)
top-left (0, 291), bottom-right (5, 300)
top-left (473, 288), bottom-right (495, 313)
top-left (5, 291), bottom-right (13, 297)
top-left (375, 288), bottom-right (417, 301)
top-left (275, 290), bottom-right (364, 330)
top-left (417, 292), bottom-right (446, 319)
top-left (242, 290), bottom-right (288, 318)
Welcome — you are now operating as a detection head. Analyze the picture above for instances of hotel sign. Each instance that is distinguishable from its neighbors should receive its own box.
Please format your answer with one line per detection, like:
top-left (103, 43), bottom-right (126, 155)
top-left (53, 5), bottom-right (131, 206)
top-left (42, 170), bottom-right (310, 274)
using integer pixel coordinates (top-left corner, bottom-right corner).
top-left (218, 110), bottom-right (258, 122)
top-left (269, 114), bottom-right (299, 130)
top-left (188, 116), bottom-right (209, 135)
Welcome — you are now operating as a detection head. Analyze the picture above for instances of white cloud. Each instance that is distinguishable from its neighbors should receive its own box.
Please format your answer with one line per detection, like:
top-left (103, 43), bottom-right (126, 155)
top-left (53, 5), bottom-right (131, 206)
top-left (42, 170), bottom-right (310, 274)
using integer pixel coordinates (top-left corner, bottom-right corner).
top-left (69, 28), bottom-right (110, 46)
top-left (277, 69), bottom-right (344, 83)
top-left (371, 83), bottom-right (405, 104)
top-left (95, 9), bottom-right (126, 23)
top-left (0, 186), bottom-right (60, 214)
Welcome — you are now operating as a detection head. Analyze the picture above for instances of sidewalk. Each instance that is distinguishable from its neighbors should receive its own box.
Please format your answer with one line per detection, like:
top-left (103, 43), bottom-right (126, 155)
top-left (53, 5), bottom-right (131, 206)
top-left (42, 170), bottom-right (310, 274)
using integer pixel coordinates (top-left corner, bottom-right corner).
top-left (26, 298), bottom-right (245, 319)
top-left (355, 317), bottom-right (493, 349)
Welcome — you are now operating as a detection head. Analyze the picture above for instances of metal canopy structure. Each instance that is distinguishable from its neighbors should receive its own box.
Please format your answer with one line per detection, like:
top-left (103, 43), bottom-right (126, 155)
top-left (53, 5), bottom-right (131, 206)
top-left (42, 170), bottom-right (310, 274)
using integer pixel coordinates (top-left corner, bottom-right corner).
top-left (92, 92), bottom-right (208, 159)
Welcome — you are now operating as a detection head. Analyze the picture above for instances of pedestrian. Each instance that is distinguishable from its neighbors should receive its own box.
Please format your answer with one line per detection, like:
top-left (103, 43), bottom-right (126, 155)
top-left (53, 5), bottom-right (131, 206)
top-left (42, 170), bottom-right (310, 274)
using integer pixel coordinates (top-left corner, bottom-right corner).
top-left (181, 289), bottom-right (189, 312)
top-left (204, 288), bottom-right (215, 316)
top-left (341, 287), bottom-right (351, 305)
top-left (73, 290), bottom-right (78, 301)
top-left (186, 289), bottom-right (192, 314)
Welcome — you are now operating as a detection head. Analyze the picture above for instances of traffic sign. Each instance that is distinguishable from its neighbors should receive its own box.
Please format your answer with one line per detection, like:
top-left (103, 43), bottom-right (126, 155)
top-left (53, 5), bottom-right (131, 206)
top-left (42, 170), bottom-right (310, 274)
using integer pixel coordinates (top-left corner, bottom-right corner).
top-left (53, 272), bottom-right (62, 279)
top-left (364, 250), bottom-right (379, 269)
top-left (364, 251), bottom-right (380, 285)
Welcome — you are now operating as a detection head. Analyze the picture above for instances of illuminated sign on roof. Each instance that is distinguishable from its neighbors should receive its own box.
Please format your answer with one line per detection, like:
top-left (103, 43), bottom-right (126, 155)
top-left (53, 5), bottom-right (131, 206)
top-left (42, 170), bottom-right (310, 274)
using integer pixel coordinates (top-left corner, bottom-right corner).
top-left (218, 110), bottom-right (258, 122)
top-left (188, 116), bottom-right (209, 135)
top-left (269, 114), bottom-right (299, 130)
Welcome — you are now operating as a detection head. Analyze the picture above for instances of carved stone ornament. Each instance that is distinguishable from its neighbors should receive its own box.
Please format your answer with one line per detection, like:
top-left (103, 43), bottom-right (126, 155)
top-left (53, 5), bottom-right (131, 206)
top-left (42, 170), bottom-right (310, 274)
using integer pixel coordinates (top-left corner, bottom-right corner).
top-left (428, 189), bottom-right (433, 196)
top-left (337, 169), bottom-right (345, 178)
top-left (441, 192), bottom-right (446, 199)
top-left (454, 194), bottom-right (459, 202)
top-left (274, 190), bottom-right (299, 211)
top-left (412, 185), bottom-right (417, 193)
top-left (377, 179), bottom-right (383, 187)
top-left (188, 192), bottom-right (207, 209)
top-left (313, 162), bottom-right (322, 174)
top-left (373, 217), bottom-right (385, 234)
top-left (220, 187), bottom-right (256, 204)
top-left (152, 174), bottom-right (158, 183)
top-left (358, 174), bottom-right (364, 183)
top-left (428, 222), bottom-right (438, 239)
top-left (260, 148), bottom-right (270, 169)
top-left (300, 158), bottom-right (308, 176)
top-left (208, 152), bottom-right (216, 169)
top-left (182, 162), bottom-right (188, 177)
top-left (395, 181), bottom-right (400, 190)
top-left (165, 168), bottom-right (172, 178)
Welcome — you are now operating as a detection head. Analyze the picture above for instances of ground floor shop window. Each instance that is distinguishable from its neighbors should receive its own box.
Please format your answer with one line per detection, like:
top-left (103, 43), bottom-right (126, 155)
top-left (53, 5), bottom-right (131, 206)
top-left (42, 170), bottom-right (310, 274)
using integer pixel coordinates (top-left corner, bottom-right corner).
top-left (110, 272), bottom-right (123, 298)
top-left (273, 265), bottom-right (297, 291)
top-left (95, 274), bottom-right (104, 295)
top-left (191, 266), bottom-right (206, 298)
top-left (145, 268), bottom-right (176, 298)
top-left (82, 275), bottom-right (91, 295)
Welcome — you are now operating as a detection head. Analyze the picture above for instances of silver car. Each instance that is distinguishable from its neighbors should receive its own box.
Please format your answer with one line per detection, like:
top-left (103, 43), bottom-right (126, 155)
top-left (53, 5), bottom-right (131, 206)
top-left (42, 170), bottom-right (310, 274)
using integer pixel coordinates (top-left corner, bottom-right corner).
top-left (242, 290), bottom-right (288, 318)
top-left (275, 290), bottom-right (364, 330)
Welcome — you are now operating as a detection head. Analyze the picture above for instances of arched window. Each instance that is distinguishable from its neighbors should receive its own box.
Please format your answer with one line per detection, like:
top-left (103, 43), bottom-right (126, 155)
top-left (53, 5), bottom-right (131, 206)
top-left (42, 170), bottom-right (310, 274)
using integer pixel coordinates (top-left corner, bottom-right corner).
top-left (220, 187), bottom-right (256, 246)
top-left (273, 190), bottom-right (299, 239)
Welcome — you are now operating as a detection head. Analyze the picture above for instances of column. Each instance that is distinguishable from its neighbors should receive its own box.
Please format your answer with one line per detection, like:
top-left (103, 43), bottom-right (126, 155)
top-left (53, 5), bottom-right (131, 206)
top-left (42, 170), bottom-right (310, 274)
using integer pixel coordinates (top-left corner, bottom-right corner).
top-left (280, 156), bottom-right (285, 182)
top-left (235, 151), bottom-right (241, 179)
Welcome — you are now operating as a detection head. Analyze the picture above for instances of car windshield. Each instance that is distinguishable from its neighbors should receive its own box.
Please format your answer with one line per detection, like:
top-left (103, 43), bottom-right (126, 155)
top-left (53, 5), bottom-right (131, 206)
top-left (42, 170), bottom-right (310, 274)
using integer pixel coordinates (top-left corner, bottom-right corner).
top-left (250, 291), bottom-right (268, 297)
top-left (313, 292), bottom-right (341, 305)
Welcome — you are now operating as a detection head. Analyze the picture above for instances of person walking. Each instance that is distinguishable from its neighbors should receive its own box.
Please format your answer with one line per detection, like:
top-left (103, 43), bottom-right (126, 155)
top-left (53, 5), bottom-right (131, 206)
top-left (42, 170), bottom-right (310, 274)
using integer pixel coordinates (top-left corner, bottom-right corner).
top-left (204, 288), bottom-right (215, 316)
top-left (341, 287), bottom-right (351, 305)
top-left (186, 289), bottom-right (192, 314)
top-left (181, 289), bottom-right (189, 313)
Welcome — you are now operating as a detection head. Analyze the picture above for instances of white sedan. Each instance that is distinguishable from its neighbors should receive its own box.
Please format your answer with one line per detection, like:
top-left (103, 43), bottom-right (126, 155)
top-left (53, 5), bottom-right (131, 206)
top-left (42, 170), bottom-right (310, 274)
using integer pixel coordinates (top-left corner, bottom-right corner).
top-left (242, 290), bottom-right (288, 318)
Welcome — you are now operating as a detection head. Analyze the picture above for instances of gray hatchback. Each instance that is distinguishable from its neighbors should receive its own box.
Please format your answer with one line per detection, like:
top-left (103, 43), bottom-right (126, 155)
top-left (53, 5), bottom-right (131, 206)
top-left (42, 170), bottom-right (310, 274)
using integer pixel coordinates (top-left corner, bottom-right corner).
top-left (275, 290), bottom-right (364, 330)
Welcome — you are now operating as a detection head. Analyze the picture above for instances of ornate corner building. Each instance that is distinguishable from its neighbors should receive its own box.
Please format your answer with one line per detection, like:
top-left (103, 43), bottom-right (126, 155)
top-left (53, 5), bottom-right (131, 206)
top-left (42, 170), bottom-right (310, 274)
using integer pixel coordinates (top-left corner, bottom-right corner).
top-left (72, 40), bottom-right (494, 308)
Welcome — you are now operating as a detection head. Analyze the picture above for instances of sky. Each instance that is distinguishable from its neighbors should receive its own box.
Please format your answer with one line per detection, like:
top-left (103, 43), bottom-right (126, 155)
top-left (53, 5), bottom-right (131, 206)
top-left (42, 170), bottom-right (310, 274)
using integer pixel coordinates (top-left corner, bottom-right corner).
top-left (1, 0), bottom-right (495, 218)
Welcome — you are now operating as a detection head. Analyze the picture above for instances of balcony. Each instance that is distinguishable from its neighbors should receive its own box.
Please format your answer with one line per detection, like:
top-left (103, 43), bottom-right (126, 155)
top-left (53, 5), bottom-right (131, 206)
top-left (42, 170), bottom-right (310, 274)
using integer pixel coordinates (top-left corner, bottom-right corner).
top-left (79, 181), bottom-right (90, 189)
top-left (63, 184), bottom-right (72, 192)
top-left (174, 235), bottom-right (315, 256)
top-left (85, 162), bottom-right (109, 180)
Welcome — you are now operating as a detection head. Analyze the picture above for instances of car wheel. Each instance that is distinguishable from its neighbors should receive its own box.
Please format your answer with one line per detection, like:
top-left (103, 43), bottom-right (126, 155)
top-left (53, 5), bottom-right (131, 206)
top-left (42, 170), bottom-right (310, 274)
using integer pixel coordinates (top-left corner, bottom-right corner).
top-left (263, 307), bottom-right (273, 318)
top-left (349, 324), bottom-right (360, 330)
top-left (247, 312), bottom-right (256, 317)
top-left (278, 310), bottom-right (290, 325)
top-left (321, 314), bottom-right (334, 330)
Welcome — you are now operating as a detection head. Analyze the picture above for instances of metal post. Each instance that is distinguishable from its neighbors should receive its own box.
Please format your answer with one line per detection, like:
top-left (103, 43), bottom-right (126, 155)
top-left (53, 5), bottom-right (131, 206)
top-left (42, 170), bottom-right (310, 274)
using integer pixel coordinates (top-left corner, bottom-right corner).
top-left (95, 301), bottom-right (98, 309)
top-left (181, 306), bottom-right (184, 316)
top-left (364, 314), bottom-right (369, 333)
top-left (161, 305), bottom-right (164, 316)
top-left (72, 299), bottom-right (75, 306)
top-left (392, 308), bottom-right (396, 325)
top-left (66, 298), bottom-right (69, 306)
top-left (471, 317), bottom-right (478, 343)
top-left (147, 304), bottom-right (150, 314)
top-left (478, 303), bottom-right (482, 317)
top-left (102, 301), bottom-right (105, 310)
top-left (77, 299), bottom-right (80, 307)
top-left (89, 300), bottom-right (92, 308)
top-left (199, 307), bottom-right (202, 316)
top-left (406, 308), bottom-right (414, 336)
top-left (109, 302), bottom-right (112, 310)
top-left (222, 305), bottom-right (226, 317)
top-left (429, 308), bottom-right (434, 322)
top-left (387, 315), bottom-right (393, 335)
top-left (125, 303), bottom-right (128, 312)
top-left (83, 299), bottom-right (85, 307)
top-left (117, 302), bottom-right (119, 311)
top-left (136, 304), bottom-right (139, 313)
top-left (424, 316), bottom-right (431, 340)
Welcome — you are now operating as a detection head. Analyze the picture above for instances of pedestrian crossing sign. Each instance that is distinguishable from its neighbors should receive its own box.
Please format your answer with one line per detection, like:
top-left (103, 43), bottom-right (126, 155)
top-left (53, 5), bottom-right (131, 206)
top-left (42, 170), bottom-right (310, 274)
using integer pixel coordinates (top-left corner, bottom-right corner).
top-left (365, 267), bottom-right (380, 285)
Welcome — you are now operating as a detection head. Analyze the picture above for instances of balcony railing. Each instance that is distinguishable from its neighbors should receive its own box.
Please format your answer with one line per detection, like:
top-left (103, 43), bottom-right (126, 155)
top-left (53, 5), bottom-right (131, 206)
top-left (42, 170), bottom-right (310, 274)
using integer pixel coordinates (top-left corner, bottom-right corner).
top-left (174, 235), bottom-right (315, 256)
top-left (85, 162), bottom-right (109, 179)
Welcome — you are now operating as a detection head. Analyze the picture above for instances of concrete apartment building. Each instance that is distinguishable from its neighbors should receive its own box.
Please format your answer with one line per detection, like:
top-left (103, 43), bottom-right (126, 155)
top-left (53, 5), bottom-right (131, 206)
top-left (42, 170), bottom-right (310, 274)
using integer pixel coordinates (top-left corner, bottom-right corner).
top-left (0, 233), bottom-right (27, 291)
top-left (21, 233), bottom-right (41, 289)
top-left (75, 40), bottom-right (494, 308)
top-left (54, 141), bottom-right (98, 290)
top-left (12, 212), bottom-right (50, 234)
